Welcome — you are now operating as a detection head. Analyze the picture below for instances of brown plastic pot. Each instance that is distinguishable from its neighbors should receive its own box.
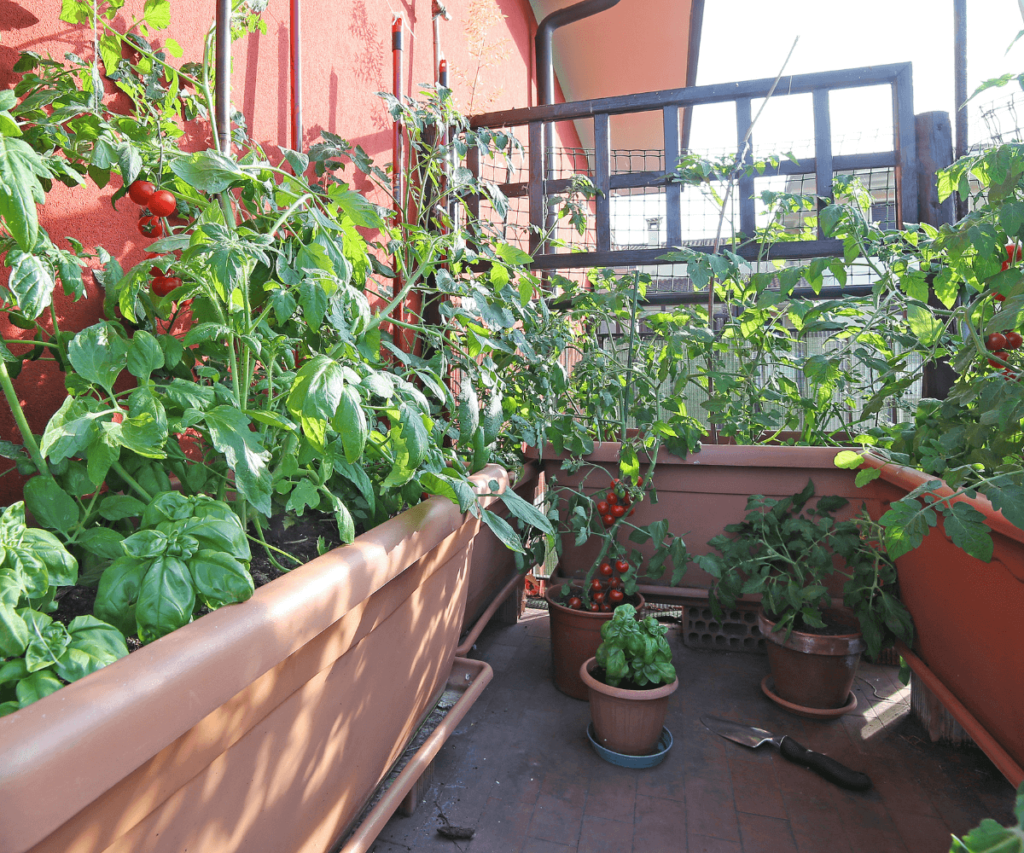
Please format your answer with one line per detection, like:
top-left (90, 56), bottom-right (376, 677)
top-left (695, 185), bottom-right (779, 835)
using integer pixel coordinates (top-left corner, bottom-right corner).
top-left (758, 608), bottom-right (865, 711)
top-left (545, 586), bottom-right (645, 700)
top-left (579, 657), bottom-right (678, 755)
top-left (0, 464), bottom-right (510, 853)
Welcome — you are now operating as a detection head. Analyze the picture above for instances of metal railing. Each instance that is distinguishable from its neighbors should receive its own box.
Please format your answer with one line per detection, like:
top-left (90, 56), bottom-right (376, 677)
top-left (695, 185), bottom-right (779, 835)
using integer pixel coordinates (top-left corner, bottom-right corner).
top-left (469, 63), bottom-right (916, 270)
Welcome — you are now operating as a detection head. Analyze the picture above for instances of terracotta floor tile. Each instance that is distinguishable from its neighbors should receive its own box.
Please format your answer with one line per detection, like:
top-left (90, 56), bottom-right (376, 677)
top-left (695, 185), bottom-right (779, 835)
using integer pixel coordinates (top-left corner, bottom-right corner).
top-left (729, 754), bottom-right (787, 819)
top-left (685, 777), bottom-right (740, 842)
top-left (521, 840), bottom-right (576, 853)
top-left (687, 833), bottom-right (744, 852)
top-left (583, 766), bottom-right (637, 821)
top-left (373, 610), bottom-right (1016, 853)
top-left (527, 792), bottom-right (586, 847)
top-left (633, 793), bottom-right (688, 848)
top-left (576, 814), bottom-right (635, 853)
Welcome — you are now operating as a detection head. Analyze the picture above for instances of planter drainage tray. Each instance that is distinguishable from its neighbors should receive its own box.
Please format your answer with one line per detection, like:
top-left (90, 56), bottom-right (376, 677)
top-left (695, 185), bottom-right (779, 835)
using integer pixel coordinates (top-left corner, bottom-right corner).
top-left (586, 724), bottom-right (673, 768)
top-left (336, 657), bottom-right (493, 853)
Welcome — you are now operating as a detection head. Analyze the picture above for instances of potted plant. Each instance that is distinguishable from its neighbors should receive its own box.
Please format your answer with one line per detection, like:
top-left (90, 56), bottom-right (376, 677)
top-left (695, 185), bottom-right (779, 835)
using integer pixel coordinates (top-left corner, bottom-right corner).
top-left (698, 479), bottom-right (913, 714)
top-left (579, 602), bottom-right (678, 758)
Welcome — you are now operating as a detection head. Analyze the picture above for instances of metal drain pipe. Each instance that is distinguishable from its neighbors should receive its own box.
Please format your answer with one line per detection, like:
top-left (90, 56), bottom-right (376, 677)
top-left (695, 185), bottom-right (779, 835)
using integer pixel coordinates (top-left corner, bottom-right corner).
top-left (290, 0), bottom-right (303, 151)
top-left (214, 0), bottom-right (231, 153)
top-left (535, 0), bottom-right (620, 239)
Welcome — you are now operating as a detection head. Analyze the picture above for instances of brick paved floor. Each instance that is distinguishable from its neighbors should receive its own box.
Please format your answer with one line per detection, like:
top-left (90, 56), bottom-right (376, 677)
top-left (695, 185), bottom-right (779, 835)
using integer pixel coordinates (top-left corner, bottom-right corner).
top-left (371, 608), bottom-right (1016, 853)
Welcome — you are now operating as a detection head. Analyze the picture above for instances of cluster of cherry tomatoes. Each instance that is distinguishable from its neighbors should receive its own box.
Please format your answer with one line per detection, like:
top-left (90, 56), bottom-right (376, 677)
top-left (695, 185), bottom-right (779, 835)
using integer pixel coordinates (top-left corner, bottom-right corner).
top-left (564, 558), bottom-right (631, 611)
top-left (128, 179), bottom-right (182, 299)
top-left (987, 243), bottom-right (1024, 378)
top-left (595, 477), bottom-right (641, 528)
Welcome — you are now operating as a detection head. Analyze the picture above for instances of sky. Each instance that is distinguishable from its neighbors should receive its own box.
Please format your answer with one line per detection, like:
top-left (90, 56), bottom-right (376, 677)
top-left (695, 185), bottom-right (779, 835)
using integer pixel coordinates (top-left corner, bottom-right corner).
top-left (690, 0), bottom-right (1024, 156)
top-left (612, 0), bottom-right (1024, 246)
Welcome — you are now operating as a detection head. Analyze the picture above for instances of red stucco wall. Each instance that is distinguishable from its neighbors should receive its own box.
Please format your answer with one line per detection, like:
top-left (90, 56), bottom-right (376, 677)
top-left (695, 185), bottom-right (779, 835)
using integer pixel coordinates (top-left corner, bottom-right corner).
top-left (0, 0), bottom-right (583, 504)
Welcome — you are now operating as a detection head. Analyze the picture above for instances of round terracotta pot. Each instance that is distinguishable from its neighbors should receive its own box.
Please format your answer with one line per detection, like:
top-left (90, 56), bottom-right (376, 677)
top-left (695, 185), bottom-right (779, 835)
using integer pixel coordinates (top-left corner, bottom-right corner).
top-left (580, 657), bottom-right (678, 756)
top-left (758, 607), bottom-right (866, 710)
top-left (545, 586), bottom-right (645, 700)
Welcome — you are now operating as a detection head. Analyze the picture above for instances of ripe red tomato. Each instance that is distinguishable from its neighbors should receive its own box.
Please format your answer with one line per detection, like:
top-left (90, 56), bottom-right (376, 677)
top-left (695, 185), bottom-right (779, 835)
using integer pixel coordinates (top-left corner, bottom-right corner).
top-left (596, 500), bottom-right (609, 515)
top-left (599, 602), bottom-right (612, 612)
top-left (987, 333), bottom-right (1008, 351)
top-left (1006, 331), bottom-right (1023, 350)
top-left (606, 492), bottom-right (618, 506)
top-left (1007, 243), bottom-right (1022, 263)
top-left (994, 292), bottom-right (1008, 302)
top-left (589, 602), bottom-right (601, 612)
top-left (615, 559), bottom-right (629, 573)
top-left (567, 596), bottom-right (583, 610)
top-left (592, 591), bottom-right (605, 604)
top-left (151, 275), bottom-right (175, 297)
top-left (148, 189), bottom-right (177, 217)
top-left (608, 576), bottom-right (623, 589)
top-left (128, 179), bottom-right (155, 205)
top-left (609, 478), bottom-right (620, 490)
top-left (138, 215), bottom-right (164, 238)
top-left (602, 513), bottom-right (615, 527)
top-left (989, 350), bottom-right (1010, 368)
top-left (611, 504), bottom-right (626, 518)
top-left (590, 578), bottom-right (605, 591)
top-left (607, 588), bottom-right (625, 604)
top-left (598, 561), bottom-right (613, 577)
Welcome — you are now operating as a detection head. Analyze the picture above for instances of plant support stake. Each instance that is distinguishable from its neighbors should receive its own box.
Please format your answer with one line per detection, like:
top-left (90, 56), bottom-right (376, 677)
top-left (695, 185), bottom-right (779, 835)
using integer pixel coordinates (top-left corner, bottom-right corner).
top-left (290, 0), bottom-right (303, 151)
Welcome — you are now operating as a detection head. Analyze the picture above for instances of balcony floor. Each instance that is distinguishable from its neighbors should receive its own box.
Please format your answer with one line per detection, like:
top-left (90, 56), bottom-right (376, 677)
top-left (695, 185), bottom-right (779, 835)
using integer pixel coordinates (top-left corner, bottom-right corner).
top-left (373, 607), bottom-right (1015, 853)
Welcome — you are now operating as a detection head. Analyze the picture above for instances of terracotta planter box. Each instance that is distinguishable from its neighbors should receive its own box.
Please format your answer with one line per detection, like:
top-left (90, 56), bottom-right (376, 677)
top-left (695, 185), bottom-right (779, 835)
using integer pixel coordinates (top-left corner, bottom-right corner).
top-left (459, 462), bottom-right (541, 643)
top-left (859, 455), bottom-right (1024, 786)
top-left (0, 465), bottom-right (511, 853)
top-left (534, 444), bottom-right (887, 597)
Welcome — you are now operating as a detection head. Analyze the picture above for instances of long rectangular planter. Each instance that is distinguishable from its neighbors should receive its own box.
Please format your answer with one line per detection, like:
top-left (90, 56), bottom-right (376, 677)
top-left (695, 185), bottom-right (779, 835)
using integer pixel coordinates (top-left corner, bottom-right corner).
top-left (534, 444), bottom-right (888, 596)
top-left (859, 455), bottom-right (1024, 786)
top-left (0, 464), bottom-right (511, 853)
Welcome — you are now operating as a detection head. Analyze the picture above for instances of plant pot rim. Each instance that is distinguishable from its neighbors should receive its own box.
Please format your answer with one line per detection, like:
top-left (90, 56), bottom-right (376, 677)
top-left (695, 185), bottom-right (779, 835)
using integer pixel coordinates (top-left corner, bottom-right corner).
top-left (526, 443), bottom-right (859, 469)
top-left (757, 607), bottom-right (866, 656)
top-left (579, 657), bottom-right (679, 701)
top-left (544, 584), bottom-right (644, 615)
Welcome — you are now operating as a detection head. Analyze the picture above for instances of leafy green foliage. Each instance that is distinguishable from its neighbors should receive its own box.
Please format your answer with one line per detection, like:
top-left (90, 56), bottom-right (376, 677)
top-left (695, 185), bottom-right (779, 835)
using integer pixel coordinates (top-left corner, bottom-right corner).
top-left (594, 604), bottom-right (675, 689)
top-left (700, 480), bottom-right (912, 660)
top-left (94, 493), bottom-right (252, 643)
top-left (0, 504), bottom-right (127, 717)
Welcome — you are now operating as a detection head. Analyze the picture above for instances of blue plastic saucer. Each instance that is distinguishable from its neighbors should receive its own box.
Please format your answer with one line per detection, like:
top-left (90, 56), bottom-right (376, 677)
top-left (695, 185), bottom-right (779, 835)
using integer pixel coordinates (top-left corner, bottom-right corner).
top-left (586, 723), bottom-right (673, 768)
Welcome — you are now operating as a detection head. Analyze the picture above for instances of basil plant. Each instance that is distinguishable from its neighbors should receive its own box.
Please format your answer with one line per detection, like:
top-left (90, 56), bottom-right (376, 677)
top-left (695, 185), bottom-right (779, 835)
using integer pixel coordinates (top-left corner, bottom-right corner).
top-left (95, 492), bottom-right (253, 643)
top-left (0, 503), bottom-right (128, 717)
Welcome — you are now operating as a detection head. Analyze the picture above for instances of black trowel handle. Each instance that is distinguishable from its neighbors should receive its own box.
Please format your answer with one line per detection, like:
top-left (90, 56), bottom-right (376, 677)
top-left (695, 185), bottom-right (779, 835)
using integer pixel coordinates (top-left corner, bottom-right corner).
top-left (779, 736), bottom-right (871, 791)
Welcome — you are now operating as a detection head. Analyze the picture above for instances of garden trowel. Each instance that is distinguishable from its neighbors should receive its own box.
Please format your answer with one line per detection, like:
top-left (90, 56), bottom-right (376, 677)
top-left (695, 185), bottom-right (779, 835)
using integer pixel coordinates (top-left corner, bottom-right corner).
top-left (700, 715), bottom-right (871, 791)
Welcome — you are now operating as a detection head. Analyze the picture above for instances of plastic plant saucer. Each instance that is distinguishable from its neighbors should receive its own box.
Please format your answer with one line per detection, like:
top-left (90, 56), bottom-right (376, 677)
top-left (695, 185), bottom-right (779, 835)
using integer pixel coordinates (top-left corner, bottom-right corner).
top-left (586, 723), bottom-right (673, 768)
top-left (761, 675), bottom-right (857, 720)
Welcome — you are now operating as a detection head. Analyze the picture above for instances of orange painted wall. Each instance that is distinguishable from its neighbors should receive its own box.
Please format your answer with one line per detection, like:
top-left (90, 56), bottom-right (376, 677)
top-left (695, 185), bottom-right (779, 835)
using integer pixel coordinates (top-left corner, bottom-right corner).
top-left (0, 0), bottom-right (583, 504)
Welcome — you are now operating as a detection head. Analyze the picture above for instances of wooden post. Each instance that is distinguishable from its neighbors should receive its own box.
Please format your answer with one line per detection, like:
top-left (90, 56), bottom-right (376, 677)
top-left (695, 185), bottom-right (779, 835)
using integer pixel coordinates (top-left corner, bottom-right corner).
top-left (917, 111), bottom-right (957, 400)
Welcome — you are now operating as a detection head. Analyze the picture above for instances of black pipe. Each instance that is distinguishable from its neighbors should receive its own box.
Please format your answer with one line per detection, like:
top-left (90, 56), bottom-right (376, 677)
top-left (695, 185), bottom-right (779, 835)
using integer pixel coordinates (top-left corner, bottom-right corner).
top-left (954, 0), bottom-right (967, 221)
top-left (535, 0), bottom-right (621, 108)
top-left (215, 0), bottom-right (231, 153)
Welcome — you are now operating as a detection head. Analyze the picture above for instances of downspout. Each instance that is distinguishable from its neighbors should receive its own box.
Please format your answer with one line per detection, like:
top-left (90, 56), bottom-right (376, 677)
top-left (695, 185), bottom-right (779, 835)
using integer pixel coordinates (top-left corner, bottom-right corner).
top-left (534, 0), bottom-right (621, 239)
top-left (290, 0), bottom-right (303, 151)
top-left (215, 0), bottom-right (231, 153)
